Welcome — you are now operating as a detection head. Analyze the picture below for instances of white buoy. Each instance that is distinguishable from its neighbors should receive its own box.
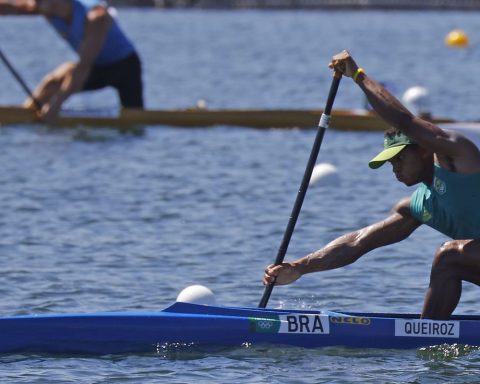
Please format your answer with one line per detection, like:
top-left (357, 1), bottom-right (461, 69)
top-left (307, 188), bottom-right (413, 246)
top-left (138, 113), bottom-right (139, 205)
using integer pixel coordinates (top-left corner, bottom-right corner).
top-left (309, 163), bottom-right (338, 186)
top-left (402, 86), bottom-right (430, 117)
top-left (176, 285), bottom-right (217, 306)
top-left (196, 99), bottom-right (208, 110)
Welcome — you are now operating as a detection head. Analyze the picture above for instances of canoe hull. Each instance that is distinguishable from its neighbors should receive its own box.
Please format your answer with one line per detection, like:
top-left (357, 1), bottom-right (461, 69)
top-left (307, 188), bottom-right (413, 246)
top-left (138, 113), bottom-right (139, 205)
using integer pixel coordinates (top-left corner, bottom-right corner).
top-left (1, 302), bottom-right (478, 354)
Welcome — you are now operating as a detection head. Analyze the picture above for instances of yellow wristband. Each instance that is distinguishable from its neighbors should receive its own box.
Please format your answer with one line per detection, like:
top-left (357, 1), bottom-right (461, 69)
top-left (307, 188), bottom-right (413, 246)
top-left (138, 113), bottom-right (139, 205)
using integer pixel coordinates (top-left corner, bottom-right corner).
top-left (353, 68), bottom-right (365, 82)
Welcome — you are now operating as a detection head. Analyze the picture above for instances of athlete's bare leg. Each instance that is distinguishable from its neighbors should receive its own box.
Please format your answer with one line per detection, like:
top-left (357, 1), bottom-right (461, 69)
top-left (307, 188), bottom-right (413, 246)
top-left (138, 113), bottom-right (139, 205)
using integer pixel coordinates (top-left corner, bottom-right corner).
top-left (422, 239), bottom-right (480, 320)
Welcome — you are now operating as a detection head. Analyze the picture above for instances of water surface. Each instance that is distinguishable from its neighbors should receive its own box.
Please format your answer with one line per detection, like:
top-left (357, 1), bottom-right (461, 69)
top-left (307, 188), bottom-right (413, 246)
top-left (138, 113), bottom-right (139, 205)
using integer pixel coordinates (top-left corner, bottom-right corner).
top-left (1, 9), bottom-right (480, 383)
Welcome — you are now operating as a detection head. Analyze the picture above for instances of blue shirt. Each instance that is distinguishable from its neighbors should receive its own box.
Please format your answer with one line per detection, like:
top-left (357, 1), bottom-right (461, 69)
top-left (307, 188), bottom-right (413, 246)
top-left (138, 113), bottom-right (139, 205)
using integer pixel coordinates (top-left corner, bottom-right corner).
top-left (48, 0), bottom-right (135, 67)
top-left (410, 164), bottom-right (480, 239)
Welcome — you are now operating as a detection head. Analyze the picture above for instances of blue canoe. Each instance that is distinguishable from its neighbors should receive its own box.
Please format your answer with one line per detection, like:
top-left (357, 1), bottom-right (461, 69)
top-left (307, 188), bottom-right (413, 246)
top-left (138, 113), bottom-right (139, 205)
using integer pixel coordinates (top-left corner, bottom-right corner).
top-left (1, 302), bottom-right (479, 355)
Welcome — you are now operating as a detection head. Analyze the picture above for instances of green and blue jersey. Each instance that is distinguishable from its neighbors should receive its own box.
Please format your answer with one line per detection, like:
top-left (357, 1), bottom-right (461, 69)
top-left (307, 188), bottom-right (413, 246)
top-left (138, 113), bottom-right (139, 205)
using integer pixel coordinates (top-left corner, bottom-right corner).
top-left (410, 164), bottom-right (480, 239)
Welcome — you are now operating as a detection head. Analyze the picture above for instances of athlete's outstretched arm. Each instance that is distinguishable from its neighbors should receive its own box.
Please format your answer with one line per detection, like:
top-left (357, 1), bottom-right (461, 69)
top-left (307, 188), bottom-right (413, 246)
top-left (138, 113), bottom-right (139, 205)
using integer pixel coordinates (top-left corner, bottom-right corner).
top-left (264, 198), bottom-right (421, 285)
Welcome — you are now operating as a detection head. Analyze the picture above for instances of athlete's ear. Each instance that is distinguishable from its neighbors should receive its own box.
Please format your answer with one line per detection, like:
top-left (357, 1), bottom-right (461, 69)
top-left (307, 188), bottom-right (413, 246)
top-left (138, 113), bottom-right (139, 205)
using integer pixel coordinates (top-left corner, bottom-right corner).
top-left (418, 146), bottom-right (433, 162)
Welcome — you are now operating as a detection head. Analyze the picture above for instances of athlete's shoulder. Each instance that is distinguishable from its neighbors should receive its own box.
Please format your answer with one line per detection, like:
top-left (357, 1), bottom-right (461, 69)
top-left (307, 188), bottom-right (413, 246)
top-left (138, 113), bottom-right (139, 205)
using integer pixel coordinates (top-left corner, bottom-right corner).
top-left (392, 197), bottom-right (412, 217)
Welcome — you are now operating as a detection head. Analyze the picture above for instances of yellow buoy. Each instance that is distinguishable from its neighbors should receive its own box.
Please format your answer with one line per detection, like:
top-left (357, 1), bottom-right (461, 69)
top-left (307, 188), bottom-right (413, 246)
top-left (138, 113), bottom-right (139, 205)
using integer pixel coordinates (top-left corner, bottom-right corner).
top-left (445, 29), bottom-right (469, 47)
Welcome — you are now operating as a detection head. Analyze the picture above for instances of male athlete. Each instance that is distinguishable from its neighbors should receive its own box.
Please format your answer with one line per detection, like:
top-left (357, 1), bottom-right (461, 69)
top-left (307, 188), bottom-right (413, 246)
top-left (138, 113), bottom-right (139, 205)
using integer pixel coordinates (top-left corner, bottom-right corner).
top-left (0, 0), bottom-right (143, 123)
top-left (264, 50), bottom-right (480, 320)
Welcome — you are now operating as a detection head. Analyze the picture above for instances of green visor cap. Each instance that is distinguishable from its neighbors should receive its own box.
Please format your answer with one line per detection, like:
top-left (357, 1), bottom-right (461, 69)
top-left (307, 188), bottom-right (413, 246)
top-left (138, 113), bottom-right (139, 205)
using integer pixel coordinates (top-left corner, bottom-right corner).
top-left (368, 132), bottom-right (413, 169)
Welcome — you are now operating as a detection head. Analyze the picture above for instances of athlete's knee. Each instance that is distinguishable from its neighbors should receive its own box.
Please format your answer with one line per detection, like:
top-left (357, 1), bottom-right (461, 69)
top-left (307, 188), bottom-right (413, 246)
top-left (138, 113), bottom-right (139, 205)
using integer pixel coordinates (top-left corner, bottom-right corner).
top-left (43, 62), bottom-right (76, 84)
top-left (40, 72), bottom-right (64, 89)
top-left (54, 61), bottom-right (76, 75)
top-left (431, 241), bottom-right (463, 274)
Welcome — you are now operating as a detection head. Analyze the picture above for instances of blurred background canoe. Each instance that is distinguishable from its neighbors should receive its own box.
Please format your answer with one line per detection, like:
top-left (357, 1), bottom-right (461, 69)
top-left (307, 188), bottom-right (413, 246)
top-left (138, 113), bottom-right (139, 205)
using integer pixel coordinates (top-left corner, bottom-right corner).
top-left (0, 105), bottom-right (454, 130)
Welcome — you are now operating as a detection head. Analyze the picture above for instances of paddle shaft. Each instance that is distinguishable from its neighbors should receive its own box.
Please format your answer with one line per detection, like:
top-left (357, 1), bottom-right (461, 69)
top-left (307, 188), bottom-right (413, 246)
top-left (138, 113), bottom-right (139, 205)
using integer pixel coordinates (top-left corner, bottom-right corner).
top-left (0, 48), bottom-right (42, 110)
top-left (258, 73), bottom-right (342, 308)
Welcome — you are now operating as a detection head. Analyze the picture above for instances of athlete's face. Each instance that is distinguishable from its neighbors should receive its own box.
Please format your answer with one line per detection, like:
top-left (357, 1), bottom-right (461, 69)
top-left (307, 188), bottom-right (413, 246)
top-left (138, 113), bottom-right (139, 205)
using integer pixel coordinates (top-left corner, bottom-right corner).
top-left (388, 145), bottom-right (430, 186)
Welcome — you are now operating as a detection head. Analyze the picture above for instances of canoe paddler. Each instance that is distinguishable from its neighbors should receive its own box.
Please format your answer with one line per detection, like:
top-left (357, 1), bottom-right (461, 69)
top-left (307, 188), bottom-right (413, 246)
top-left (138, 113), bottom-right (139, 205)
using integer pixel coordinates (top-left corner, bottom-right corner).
top-left (0, 0), bottom-right (143, 123)
top-left (264, 50), bottom-right (480, 320)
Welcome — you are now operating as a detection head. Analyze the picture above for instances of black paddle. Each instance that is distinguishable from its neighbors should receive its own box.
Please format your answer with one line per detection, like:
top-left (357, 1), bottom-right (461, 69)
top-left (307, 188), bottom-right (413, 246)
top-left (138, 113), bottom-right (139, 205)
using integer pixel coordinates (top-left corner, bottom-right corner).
top-left (259, 72), bottom-right (342, 308)
top-left (0, 47), bottom-right (42, 110)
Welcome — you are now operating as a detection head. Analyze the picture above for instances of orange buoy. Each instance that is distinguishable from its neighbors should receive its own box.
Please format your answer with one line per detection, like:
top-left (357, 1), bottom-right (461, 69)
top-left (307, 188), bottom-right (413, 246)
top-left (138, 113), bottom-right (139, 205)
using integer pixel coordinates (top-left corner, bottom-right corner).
top-left (445, 29), bottom-right (469, 47)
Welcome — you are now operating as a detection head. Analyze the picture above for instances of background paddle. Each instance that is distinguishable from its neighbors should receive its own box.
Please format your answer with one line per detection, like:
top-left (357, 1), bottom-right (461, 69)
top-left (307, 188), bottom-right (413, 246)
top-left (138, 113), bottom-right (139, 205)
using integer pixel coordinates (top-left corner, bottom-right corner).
top-left (259, 72), bottom-right (342, 308)
top-left (0, 47), bottom-right (42, 110)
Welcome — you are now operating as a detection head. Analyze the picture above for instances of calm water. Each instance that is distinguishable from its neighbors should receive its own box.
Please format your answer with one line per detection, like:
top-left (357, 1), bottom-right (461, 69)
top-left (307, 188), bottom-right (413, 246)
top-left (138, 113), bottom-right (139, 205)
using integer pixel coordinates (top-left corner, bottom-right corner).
top-left (1, 9), bottom-right (480, 383)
